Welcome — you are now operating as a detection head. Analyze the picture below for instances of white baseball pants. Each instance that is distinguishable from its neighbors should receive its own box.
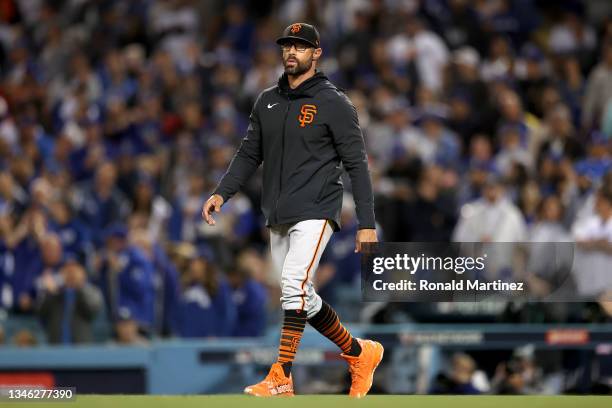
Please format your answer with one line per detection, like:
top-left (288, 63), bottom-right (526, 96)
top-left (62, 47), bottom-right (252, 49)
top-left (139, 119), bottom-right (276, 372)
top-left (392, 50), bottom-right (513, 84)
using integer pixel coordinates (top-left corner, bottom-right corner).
top-left (269, 219), bottom-right (334, 318)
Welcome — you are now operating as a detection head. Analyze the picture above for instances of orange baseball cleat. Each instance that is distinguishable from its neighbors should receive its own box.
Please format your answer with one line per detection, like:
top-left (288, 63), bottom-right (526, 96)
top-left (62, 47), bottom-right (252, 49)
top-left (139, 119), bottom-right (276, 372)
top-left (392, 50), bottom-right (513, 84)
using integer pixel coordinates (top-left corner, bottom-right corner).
top-left (340, 338), bottom-right (384, 398)
top-left (243, 363), bottom-right (294, 397)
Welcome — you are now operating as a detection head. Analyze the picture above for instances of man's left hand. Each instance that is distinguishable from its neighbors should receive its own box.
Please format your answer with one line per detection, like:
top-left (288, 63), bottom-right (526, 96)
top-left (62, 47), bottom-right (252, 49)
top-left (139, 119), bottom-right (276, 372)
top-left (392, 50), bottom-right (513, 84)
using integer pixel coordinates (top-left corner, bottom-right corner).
top-left (355, 228), bottom-right (378, 253)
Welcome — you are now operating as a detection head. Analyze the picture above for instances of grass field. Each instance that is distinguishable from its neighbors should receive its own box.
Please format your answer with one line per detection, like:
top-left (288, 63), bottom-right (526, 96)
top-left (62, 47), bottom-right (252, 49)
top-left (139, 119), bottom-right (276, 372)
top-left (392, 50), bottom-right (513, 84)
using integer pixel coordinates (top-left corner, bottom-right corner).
top-left (8, 395), bottom-right (612, 408)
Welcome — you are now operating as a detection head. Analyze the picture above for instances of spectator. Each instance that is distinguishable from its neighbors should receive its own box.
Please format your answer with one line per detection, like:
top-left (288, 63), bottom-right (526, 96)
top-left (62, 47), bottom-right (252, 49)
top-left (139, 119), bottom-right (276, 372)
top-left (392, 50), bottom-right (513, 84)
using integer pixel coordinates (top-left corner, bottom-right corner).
top-left (367, 98), bottom-right (419, 170)
top-left (130, 175), bottom-right (172, 242)
top-left (494, 124), bottom-right (533, 179)
top-left (431, 353), bottom-right (482, 394)
top-left (537, 104), bottom-right (583, 164)
top-left (526, 195), bottom-right (575, 301)
top-left (413, 111), bottom-right (461, 168)
top-left (387, 16), bottom-right (449, 93)
top-left (432, 0), bottom-right (484, 51)
top-left (74, 162), bottom-right (129, 246)
top-left (0, 96), bottom-right (18, 151)
top-left (447, 90), bottom-right (479, 151)
top-left (129, 227), bottom-right (179, 336)
top-left (12, 329), bottom-right (38, 348)
top-left (530, 195), bottom-right (572, 242)
top-left (0, 170), bottom-right (27, 217)
top-left (481, 35), bottom-right (514, 82)
top-left (582, 40), bottom-right (612, 131)
top-left (453, 172), bottom-right (527, 282)
top-left (115, 311), bottom-right (149, 346)
top-left (168, 173), bottom-right (208, 243)
top-left (496, 90), bottom-right (541, 156)
top-left (227, 258), bottom-right (267, 337)
top-left (458, 135), bottom-right (495, 205)
top-left (400, 165), bottom-right (457, 241)
top-left (453, 173), bottom-right (527, 242)
top-left (96, 224), bottom-right (156, 333)
top-left (172, 248), bottom-right (236, 338)
top-left (572, 186), bottom-right (612, 298)
top-left (548, 10), bottom-right (597, 61)
top-left (48, 198), bottom-right (91, 262)
top-left (12, 228), bottom-right (63, 314)
top-left (570, 136), bottom-right (612, 223)
top-left (511, 346), bottom-right (548, 394)
top-left (519, 180), bottom-right (542, 227)
top-left (494, 359), bottom-right (528, 395)
top-left (334, 9), bottom-right (375, 88)
top-left (37, 259), bottom-right (103, 344)
top-left (491, 345), bottom-right (550, 394)
top-left (0, 213), bottom-right (15, 310)
top-left (516, 44), bottom-right (550, 119)
top-left (153, 243), bottom-right (180, 336)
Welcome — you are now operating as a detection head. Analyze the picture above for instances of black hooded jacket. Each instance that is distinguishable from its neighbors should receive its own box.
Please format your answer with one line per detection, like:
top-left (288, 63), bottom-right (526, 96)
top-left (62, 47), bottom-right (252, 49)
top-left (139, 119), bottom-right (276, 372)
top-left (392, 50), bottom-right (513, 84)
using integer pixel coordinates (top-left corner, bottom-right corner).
top-left (212, 71), bottom-right (375, 231)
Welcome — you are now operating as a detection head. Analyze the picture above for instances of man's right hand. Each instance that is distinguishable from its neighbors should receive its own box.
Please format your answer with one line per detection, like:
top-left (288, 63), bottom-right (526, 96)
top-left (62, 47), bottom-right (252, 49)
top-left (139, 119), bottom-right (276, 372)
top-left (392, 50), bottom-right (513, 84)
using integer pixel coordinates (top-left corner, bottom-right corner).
top-left (202, 194), bottom-right (224, 226)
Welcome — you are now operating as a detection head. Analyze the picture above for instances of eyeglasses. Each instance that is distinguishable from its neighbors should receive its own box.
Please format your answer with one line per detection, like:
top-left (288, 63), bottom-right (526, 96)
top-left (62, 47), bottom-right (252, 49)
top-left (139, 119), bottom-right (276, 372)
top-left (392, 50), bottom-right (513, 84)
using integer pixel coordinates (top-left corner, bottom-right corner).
top-left (280, 42), bottom-right (313, 53)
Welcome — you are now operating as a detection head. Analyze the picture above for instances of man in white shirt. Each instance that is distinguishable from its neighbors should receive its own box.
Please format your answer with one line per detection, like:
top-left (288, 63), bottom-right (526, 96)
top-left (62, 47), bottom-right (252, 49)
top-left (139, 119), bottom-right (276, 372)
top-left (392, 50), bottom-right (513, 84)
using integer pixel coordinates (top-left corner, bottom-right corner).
top-left (453, 174), bottom-right (527, 243)
top-left (453, 174), bottom-right (527, 283)
top-left (387, 17), bottom-right (449, 93)
top-left (572, 186), bottom-right (612, 298)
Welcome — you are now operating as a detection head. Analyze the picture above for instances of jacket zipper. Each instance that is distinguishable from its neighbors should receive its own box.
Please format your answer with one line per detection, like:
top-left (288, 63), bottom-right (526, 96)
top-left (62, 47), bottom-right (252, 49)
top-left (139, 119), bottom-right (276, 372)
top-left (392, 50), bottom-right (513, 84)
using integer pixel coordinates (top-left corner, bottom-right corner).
top-left (274, 92), bottom-right (291, 224)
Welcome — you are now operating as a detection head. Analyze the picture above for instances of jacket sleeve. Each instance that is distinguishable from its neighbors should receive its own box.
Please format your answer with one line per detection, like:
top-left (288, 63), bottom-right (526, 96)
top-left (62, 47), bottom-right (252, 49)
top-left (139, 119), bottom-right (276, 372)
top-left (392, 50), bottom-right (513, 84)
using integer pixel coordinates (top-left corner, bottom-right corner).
top-left (75, 284), bottom-right (103, 321)
top-left (328, 93), bottom-right (376, 229)
top-left (212, 95), bottom-right (263, 203)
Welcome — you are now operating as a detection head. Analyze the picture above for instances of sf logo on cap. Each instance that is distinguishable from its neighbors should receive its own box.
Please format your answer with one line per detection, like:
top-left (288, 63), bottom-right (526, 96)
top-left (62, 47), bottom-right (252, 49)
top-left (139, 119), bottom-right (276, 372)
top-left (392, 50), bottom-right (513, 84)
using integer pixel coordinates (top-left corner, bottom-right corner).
top-left (290, 23), bottom-right (302, 34)
top-left (298, 104), bottom-right (317, 127)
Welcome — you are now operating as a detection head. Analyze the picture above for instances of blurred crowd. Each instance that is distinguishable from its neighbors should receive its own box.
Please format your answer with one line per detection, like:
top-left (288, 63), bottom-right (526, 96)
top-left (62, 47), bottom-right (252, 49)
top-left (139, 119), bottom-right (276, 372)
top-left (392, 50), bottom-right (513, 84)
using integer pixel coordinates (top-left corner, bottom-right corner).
top-left (429, 347), bottom-right (574, 395)
top-left (0, 0), bottom-right (611, 348)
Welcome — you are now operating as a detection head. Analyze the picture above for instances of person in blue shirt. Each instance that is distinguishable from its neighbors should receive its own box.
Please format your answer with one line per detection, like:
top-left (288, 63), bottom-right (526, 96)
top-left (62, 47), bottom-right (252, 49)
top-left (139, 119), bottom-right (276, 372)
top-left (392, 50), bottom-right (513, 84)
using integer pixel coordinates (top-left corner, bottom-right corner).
top-left (167, 174), bottom-right (207, 243)
top-left (75, 162), bottom-right (129, 247)
top-left (227, 257), bottom-right (267, 337)
top-left (152, 243), bottom-right (180, 337)
top-left (12, 227), bottom-right (64, 314)
top-left (10, 235), bottom-right (40, 313)
top-left (48, 198), bottom-right (91, 263)
top-left (96, 224), bottom-right (155, 334)
top-left (172, 246), bottom-right (236, 338)
top-left (129, 227), bottom-right (180, 337)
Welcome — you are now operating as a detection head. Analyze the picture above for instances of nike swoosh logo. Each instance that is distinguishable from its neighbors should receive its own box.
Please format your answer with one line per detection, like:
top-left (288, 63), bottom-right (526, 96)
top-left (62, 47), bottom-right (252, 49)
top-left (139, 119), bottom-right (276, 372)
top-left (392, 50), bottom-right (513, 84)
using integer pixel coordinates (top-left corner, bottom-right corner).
top-left (267, 103), bottom-right (279, 109)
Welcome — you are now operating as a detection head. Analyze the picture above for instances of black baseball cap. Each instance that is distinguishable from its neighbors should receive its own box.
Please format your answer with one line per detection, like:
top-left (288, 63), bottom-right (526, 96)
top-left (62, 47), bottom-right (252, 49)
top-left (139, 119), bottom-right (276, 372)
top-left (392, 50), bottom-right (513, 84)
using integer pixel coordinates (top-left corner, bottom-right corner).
top-left (276, 23), bottom-right (320, 48)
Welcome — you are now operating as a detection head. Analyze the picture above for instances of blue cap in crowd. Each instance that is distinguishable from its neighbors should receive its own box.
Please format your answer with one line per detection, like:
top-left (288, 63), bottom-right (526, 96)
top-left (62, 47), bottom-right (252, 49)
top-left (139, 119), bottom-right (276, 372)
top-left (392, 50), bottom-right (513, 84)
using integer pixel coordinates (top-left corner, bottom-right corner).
top-left (104, 223), bottom-right (128, 240)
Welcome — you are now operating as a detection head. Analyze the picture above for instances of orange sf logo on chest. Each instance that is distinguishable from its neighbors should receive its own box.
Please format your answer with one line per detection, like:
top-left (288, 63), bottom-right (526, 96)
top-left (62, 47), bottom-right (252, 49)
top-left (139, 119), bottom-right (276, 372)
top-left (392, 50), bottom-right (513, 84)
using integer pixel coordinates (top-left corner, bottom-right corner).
top-left (298, 104), bottom-right (317, 127)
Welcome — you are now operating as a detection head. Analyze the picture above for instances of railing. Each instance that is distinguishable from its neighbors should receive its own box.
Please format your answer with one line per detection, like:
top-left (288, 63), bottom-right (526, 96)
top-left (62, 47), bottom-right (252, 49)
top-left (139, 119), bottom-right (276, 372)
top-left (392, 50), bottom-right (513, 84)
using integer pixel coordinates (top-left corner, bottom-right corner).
top-left (0, 323), bottom-right (611, 394)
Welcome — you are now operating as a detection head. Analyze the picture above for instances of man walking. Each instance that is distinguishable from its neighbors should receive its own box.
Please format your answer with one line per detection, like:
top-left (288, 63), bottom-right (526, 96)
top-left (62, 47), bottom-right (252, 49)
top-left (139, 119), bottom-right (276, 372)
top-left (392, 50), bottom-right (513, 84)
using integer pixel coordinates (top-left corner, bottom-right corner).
top-left (202, 23), bottom-right (383, 398)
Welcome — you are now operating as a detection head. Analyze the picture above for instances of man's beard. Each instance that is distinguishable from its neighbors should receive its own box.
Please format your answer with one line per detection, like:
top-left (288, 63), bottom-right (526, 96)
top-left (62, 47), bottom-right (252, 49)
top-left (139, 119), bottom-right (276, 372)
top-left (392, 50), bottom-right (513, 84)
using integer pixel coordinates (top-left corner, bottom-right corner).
top-left (283, 56), bottom-right (312, 75)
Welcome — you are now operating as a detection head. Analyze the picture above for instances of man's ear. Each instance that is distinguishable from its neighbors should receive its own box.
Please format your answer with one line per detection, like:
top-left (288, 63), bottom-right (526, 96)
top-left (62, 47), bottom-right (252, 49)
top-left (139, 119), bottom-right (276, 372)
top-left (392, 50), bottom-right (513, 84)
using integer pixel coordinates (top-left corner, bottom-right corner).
top-left (313, 48), bottom-right (323, 61)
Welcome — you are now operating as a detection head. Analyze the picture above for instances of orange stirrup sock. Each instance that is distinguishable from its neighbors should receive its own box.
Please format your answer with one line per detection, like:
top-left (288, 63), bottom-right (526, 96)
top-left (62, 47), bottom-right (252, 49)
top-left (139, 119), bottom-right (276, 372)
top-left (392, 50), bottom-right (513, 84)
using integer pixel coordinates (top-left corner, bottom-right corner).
top-left (277, 310), bottom-right (306, 376)
top-left (308, 301), bottom-right (361, 356)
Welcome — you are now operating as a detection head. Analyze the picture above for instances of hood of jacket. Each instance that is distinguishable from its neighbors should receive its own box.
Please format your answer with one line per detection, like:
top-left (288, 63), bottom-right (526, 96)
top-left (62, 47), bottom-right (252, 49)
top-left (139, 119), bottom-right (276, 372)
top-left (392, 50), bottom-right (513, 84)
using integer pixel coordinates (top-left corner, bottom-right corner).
top-left (277, 70), bottom-right (336, 98)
